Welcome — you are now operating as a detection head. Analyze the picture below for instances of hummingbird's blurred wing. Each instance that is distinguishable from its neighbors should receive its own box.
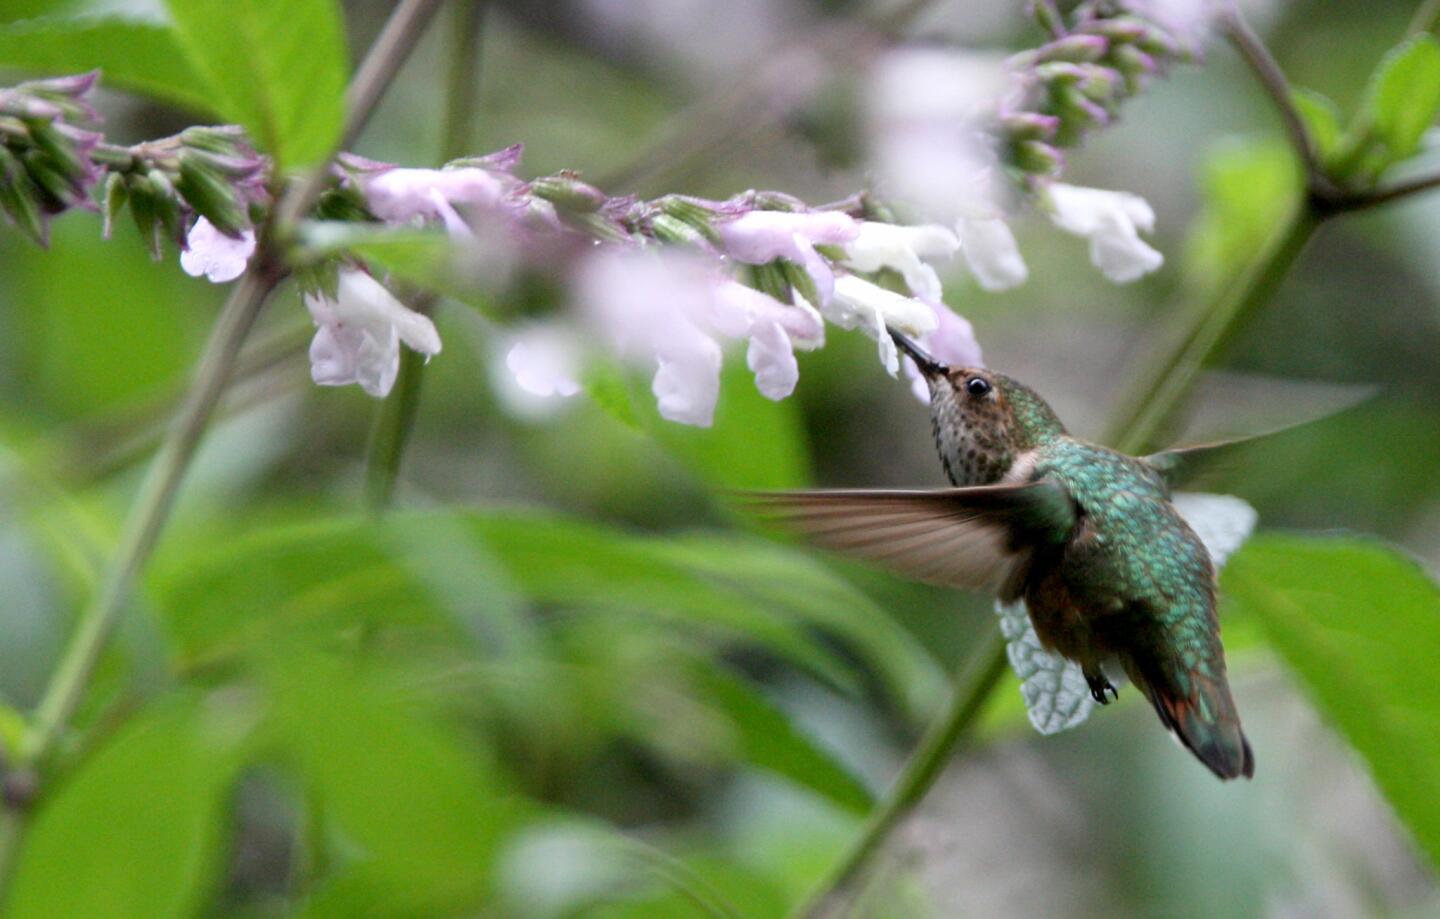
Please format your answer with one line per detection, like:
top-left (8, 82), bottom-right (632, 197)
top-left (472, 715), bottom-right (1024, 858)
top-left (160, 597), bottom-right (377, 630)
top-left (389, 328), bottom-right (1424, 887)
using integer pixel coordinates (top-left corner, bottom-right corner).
top-left (1144, 386), bottom-right (1375, 489)
top-left (740, 481), bottom-right (1076, 600)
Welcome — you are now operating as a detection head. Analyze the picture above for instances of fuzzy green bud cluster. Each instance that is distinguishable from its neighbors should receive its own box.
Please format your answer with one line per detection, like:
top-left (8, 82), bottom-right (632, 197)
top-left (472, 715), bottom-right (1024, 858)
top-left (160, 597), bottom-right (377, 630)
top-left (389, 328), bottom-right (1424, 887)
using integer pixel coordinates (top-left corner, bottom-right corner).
top-left (999, 1), bottom-right (1195, 189)
top-left (0, 72), bottom-right (103, 245)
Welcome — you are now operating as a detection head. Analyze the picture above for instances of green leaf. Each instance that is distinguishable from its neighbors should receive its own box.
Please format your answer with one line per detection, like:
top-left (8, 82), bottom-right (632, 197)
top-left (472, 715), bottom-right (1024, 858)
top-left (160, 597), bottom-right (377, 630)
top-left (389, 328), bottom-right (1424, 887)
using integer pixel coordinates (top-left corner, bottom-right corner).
top-left (1291, 87), bottom-right (1344, 164)
top-left (262, 649), bottom-right (524, 914)
top-left (8, 694), bottom-right (248, 919)
top-left (150, 511), bottom-right (869, 694)
top-left (1224, 534), bottom-right (1440, 868)
top-left (1182, 138), bottom-right (1301, 296)
top-left (164, 0), bottom-right (347, 169)
top-left (686, 660), bottom-right (872, 814)
top-left (0, 17), bottom-right (215, 114)
top-left (657, 534), bottom-right (945, 720)
top-left (1365, 34), bottom-right (1440, 164)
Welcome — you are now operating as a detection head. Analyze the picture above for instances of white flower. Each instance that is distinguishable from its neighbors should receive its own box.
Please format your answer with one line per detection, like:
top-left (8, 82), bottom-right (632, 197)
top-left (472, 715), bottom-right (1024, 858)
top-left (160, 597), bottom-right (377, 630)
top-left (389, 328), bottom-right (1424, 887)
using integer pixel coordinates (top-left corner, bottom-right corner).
top-left (359, 166), bottom-right (509, 236)
top-left (905, 299), bottom-right (984, 402)
top-left (576, 249), bottom-right (727, 426)
top-left (841, 222), bottom-right (959, 301)
top-left (1046, 183), bottom-right (1164, 283)
top-left (180, 217), bottom-right (256, 283)
top-left (716, 210), bottom-right (858, 305)
top-left (866, 48), bottom-right (1013, 223)
top-left (305, 269), bottom-right (442, 398)
top-left (712, 279), bottom-right (823, 401)
top-left (575, 249), bottom-right (829, 425)
top-left (828, 275), bottom-right (938, 375)
top-left (954, 216), bottom-right (1028, 291)
top-left (490, 325), bottom-right (584, 420)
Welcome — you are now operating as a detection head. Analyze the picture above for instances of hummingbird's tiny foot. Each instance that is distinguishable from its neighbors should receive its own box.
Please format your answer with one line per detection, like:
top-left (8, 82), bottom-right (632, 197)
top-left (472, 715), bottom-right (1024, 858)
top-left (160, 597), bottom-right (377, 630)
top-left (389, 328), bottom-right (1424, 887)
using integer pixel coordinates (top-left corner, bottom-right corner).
top-left (1085, 671), bottom-right (1117, 705)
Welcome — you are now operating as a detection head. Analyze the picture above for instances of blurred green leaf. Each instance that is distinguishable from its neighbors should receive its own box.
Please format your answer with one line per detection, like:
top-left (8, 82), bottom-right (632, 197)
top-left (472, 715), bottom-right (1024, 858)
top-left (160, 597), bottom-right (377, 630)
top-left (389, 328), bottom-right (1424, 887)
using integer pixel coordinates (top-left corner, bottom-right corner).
top-left (584, 360), bottom-right (643, 431)
top-left (262, 649), bottom-right (524, 915)
top-left (5, 217), bottom-right (211, 420)
top-left (1291, 87), bottom-right (1344, 164)
top-left (1224, 534), bottom-right (1440, 869)
top-left (659, 534), bottom-right (945, 720)
top-left (687, 660), bottom-right (872, 815)
top-left (151, 510), bottom-right (883, 694)
top-left (8, 694), bottom-right (248, 919)
top-left (163, 0), bottom-right (347, 169)
top-left (149, 515), bottom-right (497, 670)
top-left (1182, 138), bottom-right (1301, 295)
top-left (0, 17), bottom-right (215, 114)
top-left (1363, 34), bottom-right (1440, 165)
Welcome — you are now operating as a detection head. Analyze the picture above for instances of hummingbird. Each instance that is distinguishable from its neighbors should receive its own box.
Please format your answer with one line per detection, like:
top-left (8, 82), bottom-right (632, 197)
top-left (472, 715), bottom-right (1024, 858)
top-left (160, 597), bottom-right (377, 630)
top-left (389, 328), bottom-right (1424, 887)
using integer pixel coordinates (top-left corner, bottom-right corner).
top-left (748, 331), bottom-right (1256, 780)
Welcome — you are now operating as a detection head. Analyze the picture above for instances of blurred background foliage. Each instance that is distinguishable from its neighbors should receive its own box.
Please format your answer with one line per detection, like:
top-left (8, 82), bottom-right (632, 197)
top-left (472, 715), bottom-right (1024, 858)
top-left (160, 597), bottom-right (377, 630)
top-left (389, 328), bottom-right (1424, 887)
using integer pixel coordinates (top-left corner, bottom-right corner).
top-left (0, 0), bottom-right (1439, 916)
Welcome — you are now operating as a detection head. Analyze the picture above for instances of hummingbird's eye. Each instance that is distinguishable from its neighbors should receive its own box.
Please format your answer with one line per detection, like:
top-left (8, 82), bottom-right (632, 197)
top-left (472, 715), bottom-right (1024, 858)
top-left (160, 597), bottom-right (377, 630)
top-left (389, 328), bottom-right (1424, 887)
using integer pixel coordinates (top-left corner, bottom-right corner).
top-left (965, 377), bottom-right (992, 397)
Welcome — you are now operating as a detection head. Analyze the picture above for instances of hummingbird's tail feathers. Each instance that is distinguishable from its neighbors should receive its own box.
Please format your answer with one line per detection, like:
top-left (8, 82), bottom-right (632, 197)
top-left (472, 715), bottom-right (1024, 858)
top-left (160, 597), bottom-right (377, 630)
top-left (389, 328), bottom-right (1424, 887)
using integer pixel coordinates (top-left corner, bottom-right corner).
top-left (1129, 660), bottom-right (1255, 780)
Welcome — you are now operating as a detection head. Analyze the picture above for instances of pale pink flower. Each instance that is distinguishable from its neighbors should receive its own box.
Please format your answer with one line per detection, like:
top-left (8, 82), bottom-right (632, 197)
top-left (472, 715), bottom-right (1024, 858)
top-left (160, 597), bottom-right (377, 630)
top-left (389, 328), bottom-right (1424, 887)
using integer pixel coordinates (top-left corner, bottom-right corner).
top-left (841, 222), bottom-right (959, 301)
top-left (716, 210), bottom-right (858, 305)
top-left (180, 217), bottom-right (256, 283)
top-left (305, 269), bottom-right (441, 398)
top-left (954, 216), bottom-right (1028, 291)
top-left (866, 48), bottom-right (1013, 223)
top-left (1046, 183), bottom-right (1163, 283)
top-left (712, 279), bottom-right (823, 401)
top-left (575, 249), bottom-right (727, 426)
top-left (828, 275), bottom-right (938, 375)
top-left (359, 166), bottom-right (510, 236)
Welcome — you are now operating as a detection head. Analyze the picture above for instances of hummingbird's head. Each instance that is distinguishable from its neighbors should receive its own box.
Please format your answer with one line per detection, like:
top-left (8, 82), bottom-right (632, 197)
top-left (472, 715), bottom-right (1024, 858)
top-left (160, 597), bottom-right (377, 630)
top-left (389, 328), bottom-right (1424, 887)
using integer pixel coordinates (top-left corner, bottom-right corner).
top-left (891, 330), bottom-right (1066, 486)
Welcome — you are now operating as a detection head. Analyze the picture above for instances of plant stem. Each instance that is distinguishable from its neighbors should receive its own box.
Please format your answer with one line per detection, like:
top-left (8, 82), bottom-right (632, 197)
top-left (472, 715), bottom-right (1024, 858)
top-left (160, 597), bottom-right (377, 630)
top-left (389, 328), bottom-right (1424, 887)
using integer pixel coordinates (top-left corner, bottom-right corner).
top-left (363, 295), bottom-right (434, 509)
top-left (1408, 0), bottom-right (1440, 34)
top-left (363, 0), bottom-right (488, 510)
top-left (788, 629), bottom-right (1009, 919)
top-left (0, 264), bottom-right (280, 887)
top-left (1102, 204), bottom-right (1321, 453)
top-left (0, 0), bottom-right (447, 890)
top-left (1219, 9), bottom-right (1328, 192)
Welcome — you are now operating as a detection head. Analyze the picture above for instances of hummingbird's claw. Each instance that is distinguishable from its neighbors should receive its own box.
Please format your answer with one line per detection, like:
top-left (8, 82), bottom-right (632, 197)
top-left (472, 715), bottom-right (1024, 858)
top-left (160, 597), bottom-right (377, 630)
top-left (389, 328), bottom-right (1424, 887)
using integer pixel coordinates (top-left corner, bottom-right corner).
top-left (1086, 670), bottom-right (1118, 705)
top-left (888, 327), bottom-right (948, 377)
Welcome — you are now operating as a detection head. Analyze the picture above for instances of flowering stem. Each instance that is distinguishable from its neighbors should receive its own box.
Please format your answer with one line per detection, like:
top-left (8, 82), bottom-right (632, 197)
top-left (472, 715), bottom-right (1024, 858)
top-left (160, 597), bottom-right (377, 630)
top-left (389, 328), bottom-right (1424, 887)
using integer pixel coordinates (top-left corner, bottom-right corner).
top-left (0, 0), bottom-right (446, 889)
top-left (363, 0), bottom-right (488, 510)
top-left (788, 628), bottom-right (1009, 918)
top-left (1219, 9), bottom-right (1329, 192)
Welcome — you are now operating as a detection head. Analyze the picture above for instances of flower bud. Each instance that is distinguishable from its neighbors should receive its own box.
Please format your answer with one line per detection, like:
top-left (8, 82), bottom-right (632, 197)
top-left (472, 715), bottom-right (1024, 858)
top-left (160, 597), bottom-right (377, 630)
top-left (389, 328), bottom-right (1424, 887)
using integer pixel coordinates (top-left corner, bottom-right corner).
top-left (657, 195), bottom-right (721, 244)
top-left (1035, 34), bottom-right (1109, 64)
top-left (1014, 139), bottom-right (1065, 176)
top-left (1075, 65), bottom-right (1123, 103)
top-left (177, 148), bottom-right (249, 237)
top-left (126, 174), bottom-right (165, 259)
top-left (0, 92), bottom-right (61, 121)
top-left (530, 172), bottom-right (608, 213)
top-left (145, 167), bottom-right (186, 249)
top-left (21, 150), bottom-right (80, 212)
top-left (1002, 111), bottom-right (1061, 142)
top-left (751, 260), bottom-right (793, 303)
top-left (102, 171), bottom-right (127, 239)
top-left (0, 146), bottom-right (46, 245)
top-left (1027, 0), bottom-right (1067, 38)
top-left (649, 212), bottom-right (707, 245)
top-left (779, 258), bottom-right (820, 307)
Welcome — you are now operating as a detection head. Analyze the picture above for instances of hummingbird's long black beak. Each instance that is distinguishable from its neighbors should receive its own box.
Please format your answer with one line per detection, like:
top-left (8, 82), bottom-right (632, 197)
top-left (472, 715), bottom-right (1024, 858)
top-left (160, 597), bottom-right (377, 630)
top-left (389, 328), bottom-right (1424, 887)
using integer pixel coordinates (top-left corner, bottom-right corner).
top-left (889, 328), bottom-right (947, 378)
